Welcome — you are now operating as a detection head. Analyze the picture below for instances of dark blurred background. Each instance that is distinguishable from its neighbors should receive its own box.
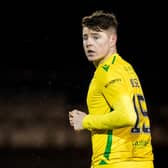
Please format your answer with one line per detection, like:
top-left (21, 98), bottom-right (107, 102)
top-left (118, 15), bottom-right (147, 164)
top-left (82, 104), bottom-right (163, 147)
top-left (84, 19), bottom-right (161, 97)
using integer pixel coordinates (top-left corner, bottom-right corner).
top-left (0, 1), bottom-right (167, 168)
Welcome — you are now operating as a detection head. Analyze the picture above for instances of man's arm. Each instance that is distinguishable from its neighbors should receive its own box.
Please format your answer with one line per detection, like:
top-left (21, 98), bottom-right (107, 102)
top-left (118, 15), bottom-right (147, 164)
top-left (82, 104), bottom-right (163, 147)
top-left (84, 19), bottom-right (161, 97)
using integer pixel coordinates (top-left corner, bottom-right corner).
top-left (82, 70), bottom-right (137, 131)
top-left (69, 94), bottom-right (136, 131)
top-left (82, 94), bottom-right (136, 130)
top-left (69, 71), bottom-right (136, 131)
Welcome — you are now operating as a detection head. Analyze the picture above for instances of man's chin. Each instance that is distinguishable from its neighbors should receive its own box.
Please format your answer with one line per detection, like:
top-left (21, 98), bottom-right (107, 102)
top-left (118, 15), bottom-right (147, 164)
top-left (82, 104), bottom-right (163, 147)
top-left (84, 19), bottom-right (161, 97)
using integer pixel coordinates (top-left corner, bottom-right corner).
top-left (87, 56), bottom-right (99, 62)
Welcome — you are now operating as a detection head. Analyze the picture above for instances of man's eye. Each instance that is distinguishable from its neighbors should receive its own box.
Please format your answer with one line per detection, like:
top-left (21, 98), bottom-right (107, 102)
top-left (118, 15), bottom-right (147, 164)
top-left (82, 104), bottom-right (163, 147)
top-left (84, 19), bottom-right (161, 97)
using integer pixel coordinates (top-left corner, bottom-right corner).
top-left (93, 36), bottom-right (99, 40)
top-left (83, 36), bottom-right (88, 40)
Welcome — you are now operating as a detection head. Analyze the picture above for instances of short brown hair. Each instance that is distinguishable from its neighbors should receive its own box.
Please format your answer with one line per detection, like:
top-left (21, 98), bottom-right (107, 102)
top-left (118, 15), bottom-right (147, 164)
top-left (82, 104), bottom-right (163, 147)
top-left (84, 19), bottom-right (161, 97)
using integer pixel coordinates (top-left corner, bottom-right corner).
top-left (82, 10), bottom-right (118, 32)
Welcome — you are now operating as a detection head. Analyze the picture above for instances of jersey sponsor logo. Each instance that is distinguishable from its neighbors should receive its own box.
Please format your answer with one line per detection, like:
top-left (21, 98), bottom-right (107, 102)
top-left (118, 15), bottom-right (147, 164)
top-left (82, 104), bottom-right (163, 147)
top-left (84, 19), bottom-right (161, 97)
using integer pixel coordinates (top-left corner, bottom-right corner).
top-left (133, 140), bottom-right (149, 147)
top-left (104, 78), bottom-right (121, 88)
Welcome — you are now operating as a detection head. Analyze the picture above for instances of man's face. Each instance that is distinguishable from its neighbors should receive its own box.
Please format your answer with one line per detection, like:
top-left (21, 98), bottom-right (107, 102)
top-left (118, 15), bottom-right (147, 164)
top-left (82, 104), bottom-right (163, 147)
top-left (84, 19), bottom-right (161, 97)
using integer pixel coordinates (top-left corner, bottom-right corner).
top-left (82, 27), bottom-right (116, 64)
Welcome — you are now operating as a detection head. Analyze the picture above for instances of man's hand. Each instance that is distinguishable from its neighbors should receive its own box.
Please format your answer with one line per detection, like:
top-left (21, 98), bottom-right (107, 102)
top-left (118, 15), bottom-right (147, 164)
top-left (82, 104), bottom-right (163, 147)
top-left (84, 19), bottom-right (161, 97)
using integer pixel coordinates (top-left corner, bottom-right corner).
top-left (69, 109), bottom-right (87, 131)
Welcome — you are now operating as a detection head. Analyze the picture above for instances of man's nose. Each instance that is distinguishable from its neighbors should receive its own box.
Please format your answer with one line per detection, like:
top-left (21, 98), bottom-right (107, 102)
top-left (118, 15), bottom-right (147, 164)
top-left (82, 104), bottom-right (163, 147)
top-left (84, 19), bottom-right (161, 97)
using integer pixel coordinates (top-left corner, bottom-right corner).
top-left (86, 38), bottom-right (93, 47)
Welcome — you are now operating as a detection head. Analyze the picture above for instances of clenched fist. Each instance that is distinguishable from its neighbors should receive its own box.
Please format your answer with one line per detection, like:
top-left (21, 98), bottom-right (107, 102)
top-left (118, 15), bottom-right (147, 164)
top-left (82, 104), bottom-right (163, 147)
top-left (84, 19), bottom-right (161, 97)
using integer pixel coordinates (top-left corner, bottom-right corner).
top-left (69, 109), bottom-right (87, 131)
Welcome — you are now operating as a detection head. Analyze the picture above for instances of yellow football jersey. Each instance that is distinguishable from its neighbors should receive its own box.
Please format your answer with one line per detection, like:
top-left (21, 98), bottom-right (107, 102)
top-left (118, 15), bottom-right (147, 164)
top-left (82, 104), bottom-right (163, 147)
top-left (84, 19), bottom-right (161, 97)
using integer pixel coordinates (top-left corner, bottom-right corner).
top-left (83, 53), bottom-right (154, 167)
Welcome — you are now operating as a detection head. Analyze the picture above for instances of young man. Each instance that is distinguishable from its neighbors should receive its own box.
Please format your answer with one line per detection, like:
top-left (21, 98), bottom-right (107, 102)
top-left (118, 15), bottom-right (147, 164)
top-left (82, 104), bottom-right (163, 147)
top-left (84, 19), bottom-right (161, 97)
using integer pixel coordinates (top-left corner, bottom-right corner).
top-left (69, 10), bottom-right (154, 168)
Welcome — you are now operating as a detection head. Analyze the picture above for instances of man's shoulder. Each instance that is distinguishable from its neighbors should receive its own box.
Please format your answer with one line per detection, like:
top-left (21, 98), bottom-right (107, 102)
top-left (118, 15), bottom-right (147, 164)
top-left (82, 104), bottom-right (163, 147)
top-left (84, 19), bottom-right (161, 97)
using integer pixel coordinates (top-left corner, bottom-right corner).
top-left (95, 56), bottom-right (137, 83)
top-left (94, 63), bottom-right (122, 87)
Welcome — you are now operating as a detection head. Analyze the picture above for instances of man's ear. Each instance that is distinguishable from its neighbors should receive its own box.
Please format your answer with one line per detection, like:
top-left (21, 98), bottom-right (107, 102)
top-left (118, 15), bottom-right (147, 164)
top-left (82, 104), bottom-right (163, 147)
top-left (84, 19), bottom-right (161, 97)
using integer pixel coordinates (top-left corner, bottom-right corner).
top-left (110, 33), bottom-right (117, 47)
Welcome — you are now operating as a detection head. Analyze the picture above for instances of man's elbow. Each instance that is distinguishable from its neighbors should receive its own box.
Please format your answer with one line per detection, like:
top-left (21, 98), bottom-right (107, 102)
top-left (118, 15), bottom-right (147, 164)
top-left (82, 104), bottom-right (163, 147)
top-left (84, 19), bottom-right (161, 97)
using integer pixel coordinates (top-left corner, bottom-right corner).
top-left (115, 115), bottom-right (136, 128)
top-left (126, 112), bottom-right (137, 127)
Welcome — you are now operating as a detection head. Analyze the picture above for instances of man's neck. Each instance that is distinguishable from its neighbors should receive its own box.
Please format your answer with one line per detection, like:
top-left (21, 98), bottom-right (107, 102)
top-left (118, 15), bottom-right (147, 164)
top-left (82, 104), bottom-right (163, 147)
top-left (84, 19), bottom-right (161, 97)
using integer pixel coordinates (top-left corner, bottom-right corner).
top-left (94, 48), bottom-right (117, 68)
